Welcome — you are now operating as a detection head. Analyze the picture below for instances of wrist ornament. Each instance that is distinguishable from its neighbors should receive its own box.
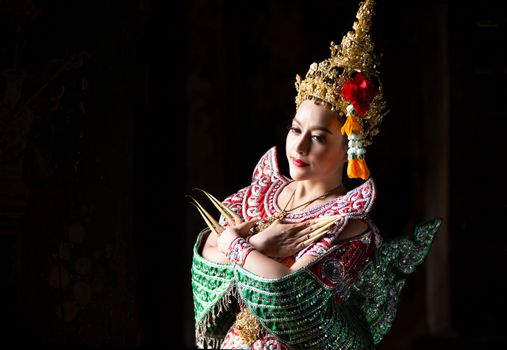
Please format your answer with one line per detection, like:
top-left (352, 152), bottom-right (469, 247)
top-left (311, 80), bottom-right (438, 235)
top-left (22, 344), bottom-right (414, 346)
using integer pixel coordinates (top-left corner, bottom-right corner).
top-left (226, 237), bottom-right (255, 266)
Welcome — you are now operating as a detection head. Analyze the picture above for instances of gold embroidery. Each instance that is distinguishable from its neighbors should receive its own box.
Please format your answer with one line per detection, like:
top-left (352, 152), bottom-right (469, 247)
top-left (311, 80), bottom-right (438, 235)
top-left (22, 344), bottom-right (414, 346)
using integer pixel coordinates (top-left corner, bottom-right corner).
top-left (234, 308), bottom-right (260, 345)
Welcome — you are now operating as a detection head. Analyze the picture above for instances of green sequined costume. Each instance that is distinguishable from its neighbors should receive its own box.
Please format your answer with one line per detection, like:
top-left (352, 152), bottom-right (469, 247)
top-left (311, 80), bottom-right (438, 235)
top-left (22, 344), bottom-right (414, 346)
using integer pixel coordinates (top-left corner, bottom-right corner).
top-left (192, 218), bottom-right (442, 349)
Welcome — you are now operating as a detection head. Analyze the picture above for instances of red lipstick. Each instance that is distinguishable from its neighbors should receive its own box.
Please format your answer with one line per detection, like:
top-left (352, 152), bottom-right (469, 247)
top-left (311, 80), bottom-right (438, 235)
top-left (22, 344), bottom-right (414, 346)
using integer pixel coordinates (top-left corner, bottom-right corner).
top-left (291, 157), bottom-right (309, 167)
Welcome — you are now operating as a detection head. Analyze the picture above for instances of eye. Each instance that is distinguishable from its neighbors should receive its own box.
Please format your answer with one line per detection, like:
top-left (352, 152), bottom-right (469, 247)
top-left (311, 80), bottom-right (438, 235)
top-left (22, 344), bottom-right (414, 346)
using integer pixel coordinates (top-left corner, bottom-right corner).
top-left (312, 135), bottom-right (326, 143)
top-left (288, 126), bottom-right (301, 134)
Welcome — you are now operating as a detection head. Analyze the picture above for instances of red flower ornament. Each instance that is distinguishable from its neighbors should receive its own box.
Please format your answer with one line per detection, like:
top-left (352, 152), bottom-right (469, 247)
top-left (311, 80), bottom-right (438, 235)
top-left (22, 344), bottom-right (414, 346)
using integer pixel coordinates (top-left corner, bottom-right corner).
top-left (341, 72), bottom-right (379, 116)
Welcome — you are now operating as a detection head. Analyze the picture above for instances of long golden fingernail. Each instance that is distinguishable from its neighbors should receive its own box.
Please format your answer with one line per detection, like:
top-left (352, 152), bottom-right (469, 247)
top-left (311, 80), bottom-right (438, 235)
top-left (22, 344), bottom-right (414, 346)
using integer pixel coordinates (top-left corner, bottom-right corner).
top-left (186, 195), bottom-right (223, 236)
top-left (193, 188), bottom-right (239, 221)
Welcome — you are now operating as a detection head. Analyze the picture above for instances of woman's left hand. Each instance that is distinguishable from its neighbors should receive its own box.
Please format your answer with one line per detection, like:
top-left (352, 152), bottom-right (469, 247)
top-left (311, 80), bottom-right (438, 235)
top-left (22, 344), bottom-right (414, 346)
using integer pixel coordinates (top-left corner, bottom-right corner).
top-left (249, 220), bottom-right (318, 258)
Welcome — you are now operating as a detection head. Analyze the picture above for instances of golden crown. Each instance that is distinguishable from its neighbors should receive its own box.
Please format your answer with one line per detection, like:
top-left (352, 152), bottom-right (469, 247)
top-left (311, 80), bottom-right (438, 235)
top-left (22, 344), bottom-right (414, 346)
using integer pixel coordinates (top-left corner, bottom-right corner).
top-left (295, 0), bottom-right (388, 180)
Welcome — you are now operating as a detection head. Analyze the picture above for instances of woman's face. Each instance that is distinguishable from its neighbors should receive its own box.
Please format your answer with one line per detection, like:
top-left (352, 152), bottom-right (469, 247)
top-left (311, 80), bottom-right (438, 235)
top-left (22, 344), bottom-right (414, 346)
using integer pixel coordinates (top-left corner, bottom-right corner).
top-left (286, 99), bottom-right (348, 182)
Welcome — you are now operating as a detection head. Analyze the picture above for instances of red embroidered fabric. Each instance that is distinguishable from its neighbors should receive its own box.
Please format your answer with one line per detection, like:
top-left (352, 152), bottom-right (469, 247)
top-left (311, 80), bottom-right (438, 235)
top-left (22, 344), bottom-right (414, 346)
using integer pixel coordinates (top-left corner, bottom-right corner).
top-left (218, 146), bottom-right (381, 260)
top-left (217, 147), bottom-right (381, 349)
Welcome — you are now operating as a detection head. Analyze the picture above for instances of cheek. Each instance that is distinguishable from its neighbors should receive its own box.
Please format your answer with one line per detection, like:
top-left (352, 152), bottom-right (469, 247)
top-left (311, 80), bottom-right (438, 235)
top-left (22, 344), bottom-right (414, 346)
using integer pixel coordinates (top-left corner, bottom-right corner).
top-left (285, 133), bottom-right (295, 152)
top-left (314, 143), bottom-right (345, 168)
top-left (337, 141), bottom-right (347, 159)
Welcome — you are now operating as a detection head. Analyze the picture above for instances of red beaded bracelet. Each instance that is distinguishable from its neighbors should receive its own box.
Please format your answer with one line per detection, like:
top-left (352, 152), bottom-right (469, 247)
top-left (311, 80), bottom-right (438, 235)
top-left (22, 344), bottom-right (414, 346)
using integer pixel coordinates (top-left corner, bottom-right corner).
top-left (226, 237), bottom-right (255, 266)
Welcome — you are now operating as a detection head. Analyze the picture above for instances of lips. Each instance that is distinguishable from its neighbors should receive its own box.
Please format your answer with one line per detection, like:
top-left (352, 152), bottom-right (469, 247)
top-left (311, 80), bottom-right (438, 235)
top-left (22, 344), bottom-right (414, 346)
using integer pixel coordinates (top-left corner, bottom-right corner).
top-left (291, 156), bottom-right (309, 167)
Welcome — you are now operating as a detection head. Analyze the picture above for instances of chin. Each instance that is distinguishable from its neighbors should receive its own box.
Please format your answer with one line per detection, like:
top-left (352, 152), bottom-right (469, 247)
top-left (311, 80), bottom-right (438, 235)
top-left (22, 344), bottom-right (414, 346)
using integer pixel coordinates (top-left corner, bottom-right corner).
top-left (289, 167), bottom-right (310, 181)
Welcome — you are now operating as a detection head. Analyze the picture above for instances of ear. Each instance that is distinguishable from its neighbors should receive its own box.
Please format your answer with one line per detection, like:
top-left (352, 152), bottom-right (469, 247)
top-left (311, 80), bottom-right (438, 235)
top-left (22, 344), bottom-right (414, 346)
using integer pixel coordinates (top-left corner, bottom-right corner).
top-left (341, 147), bottom-right (349, 163)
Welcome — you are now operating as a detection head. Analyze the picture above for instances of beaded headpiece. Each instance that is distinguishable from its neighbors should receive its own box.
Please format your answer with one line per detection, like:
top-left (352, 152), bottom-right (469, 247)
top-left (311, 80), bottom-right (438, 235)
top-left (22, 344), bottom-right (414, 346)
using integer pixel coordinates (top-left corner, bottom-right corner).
top-left (295, 0), bottom-right (387, 180)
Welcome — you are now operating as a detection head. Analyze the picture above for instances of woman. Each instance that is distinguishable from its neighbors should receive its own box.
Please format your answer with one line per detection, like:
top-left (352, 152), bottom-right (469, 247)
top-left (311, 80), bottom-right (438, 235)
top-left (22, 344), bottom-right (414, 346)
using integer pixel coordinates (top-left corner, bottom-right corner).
top-left (191, 0), bottom-right (441, 348)
top-left (202, 98), bottom-right (372, 278)
top-left (198, 99), bottom-right (380, 349)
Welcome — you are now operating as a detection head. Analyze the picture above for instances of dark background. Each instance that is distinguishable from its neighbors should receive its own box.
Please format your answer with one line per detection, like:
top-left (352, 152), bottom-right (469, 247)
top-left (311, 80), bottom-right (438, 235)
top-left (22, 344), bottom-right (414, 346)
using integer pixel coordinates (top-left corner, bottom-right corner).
top-left (0, 0), bottom-right (506, 348)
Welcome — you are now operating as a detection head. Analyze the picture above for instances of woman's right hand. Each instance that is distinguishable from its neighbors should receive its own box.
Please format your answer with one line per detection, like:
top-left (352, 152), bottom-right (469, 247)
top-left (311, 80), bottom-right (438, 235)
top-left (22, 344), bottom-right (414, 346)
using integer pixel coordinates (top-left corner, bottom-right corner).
top-left (249, 219), bottom-right (319, 258)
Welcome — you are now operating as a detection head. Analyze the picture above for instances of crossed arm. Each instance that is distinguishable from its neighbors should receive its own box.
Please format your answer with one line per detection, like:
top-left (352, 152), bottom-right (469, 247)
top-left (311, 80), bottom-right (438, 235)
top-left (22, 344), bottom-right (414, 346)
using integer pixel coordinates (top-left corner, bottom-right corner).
top-left (201, 218), bottom-right (368, 279)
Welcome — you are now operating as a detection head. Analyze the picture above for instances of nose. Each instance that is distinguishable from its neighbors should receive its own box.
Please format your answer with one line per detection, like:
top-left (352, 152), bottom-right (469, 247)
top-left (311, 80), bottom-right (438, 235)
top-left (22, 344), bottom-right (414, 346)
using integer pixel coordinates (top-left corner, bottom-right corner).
top-left (294, 133), bottom-right (310, 155)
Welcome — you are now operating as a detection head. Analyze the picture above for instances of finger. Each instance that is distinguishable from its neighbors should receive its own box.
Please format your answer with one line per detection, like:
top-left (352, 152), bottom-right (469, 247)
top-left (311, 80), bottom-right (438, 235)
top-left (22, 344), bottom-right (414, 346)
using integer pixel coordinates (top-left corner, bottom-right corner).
top-left (295, 221), bottom-right (312, 228)
top-left (225, 216), bottom-right (236, 227)
top-left (294, 222), bottom-right (319, 235)
top-left (312, 214), bottom-right (343, 224)
top-left (295, 221), bottom-right (332, 245)
top-left (195, 188), bottom-right (241, 223)
top-left (293, 231), bottom-right (315, 249)
top-left (237, 219), bottom-right (258, 231)
top-left (303, 225), bottom-right (333, 245)
top-left (187, 196), bottom-right (224, 236)
top-left (247, 219), bottom-right (259, 228)
top-left (279, 220), bottom-right (310, 230)
top-left (209, 228), bottom-right (220, 237)
top-left (296, 231), bottom-right (314, 245)
top-left (285, 221), bottom-right (309, 235)
top-left (233, 215), bottom-right (244, 226)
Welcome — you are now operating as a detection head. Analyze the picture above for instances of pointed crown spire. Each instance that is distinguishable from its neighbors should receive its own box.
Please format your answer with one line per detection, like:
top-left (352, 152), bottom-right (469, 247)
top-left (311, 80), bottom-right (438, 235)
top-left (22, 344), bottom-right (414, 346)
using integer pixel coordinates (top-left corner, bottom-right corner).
top-left (295, 0), bottom-right (388, 180)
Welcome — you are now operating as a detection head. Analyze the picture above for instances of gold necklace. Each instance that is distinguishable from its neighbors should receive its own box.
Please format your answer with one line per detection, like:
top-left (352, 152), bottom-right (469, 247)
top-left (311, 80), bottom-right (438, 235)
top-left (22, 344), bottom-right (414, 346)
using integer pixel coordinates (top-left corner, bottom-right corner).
top-left (251, 183), bottom-right (345, 234)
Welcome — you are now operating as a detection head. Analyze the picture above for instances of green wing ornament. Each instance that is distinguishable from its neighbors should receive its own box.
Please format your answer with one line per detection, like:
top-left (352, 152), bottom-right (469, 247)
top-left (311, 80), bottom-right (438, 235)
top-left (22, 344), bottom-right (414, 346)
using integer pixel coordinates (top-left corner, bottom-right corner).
top-left (351, 218), bottom-right (443, 344)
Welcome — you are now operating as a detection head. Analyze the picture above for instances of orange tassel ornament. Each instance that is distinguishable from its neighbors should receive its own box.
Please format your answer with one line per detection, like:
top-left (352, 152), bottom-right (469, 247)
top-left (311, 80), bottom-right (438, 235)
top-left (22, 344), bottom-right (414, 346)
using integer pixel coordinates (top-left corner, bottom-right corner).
top-left (347, 158), bottom-right (370, 180)
top-left (341, 114), bottom-right (362, 136)
top-left (346, 132), bottom-right (370, 180)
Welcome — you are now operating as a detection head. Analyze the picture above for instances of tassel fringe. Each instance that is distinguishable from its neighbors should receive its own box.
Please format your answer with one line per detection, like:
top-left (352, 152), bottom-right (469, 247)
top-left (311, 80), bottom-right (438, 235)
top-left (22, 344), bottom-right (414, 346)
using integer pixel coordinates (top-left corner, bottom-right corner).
top-left (347, 158), bottom-right (370, 180)
top-left (195, 283), bottom-right (241, 349)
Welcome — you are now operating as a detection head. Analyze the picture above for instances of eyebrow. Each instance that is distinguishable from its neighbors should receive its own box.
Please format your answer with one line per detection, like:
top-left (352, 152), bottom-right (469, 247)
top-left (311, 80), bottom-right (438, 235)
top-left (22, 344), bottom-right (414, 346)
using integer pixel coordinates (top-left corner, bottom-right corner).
top-left (292, 118), bottom-right (333, 134)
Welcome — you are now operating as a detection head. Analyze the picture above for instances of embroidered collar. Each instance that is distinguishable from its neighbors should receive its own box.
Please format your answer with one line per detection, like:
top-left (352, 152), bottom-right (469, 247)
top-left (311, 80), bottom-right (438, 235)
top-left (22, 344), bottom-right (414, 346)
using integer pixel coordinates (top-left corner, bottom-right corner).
top-left (249, 146), bottom-right (376, 222)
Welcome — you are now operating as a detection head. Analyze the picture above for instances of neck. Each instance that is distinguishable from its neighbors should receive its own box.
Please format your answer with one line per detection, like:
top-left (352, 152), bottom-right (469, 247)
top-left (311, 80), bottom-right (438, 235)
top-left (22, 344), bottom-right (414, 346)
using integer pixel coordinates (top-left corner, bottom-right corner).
top-left (289, 177), bottom-right (344, 210)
